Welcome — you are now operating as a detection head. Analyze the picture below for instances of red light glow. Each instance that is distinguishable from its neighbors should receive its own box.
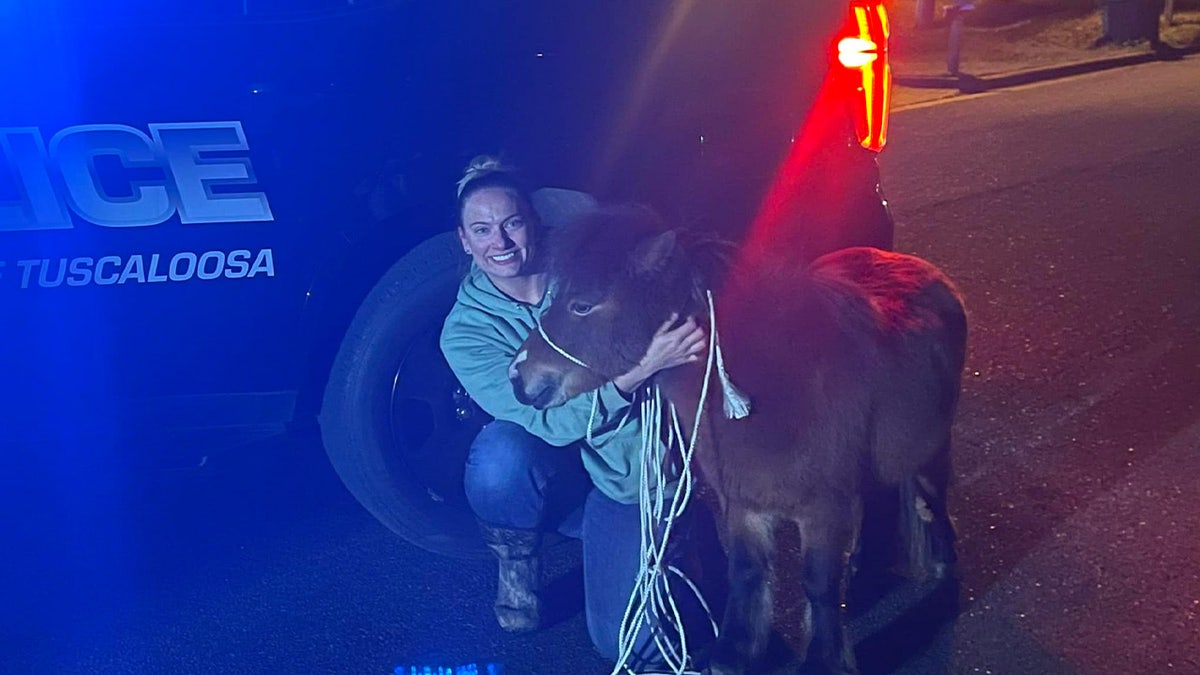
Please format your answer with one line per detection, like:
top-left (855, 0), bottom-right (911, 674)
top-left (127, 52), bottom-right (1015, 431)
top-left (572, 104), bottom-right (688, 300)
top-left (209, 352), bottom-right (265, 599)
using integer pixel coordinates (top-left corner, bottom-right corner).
top-left (730, 0), bottom-right (893, 278)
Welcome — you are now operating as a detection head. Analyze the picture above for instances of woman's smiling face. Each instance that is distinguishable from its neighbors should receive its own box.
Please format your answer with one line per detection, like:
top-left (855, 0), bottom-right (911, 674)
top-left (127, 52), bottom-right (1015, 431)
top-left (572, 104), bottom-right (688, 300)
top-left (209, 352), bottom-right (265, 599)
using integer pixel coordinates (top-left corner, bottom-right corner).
top-left (459, 187), bottom-right (537, 281)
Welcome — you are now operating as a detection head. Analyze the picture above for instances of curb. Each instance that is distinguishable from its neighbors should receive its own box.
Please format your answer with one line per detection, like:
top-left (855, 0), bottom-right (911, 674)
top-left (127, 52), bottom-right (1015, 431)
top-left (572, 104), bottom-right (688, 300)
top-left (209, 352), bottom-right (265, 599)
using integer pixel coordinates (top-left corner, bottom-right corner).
top-left (895, 46), bottom-right (1199, 93)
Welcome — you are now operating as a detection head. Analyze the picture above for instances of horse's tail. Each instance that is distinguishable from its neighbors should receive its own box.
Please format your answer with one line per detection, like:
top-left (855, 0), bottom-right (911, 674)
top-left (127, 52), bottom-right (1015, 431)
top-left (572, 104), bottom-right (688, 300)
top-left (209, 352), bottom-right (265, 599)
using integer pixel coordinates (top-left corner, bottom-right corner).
top-left (900, 275), bottom-right (963, 581)
top-left (926, 274), bottom-right (969, 379)
top-left (899, 440), bottom-right (957, 581)
top-left (918, 275), bottom-right (969, 434)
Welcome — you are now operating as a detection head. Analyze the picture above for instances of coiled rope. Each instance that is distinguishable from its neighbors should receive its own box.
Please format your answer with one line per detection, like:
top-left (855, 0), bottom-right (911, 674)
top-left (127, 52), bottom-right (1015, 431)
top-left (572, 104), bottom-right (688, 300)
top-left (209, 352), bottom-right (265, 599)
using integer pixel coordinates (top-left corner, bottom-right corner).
top-left (535, 291), bottom-right (750, 675)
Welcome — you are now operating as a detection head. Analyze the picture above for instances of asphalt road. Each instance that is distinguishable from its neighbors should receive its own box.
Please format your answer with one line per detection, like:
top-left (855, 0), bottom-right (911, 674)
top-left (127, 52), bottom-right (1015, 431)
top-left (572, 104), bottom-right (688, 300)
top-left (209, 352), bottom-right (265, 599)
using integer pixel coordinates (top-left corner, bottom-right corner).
top-left (880, 55), bottom-right (1200, 674)
top-left (4, 55), bottom-right (1199, 675)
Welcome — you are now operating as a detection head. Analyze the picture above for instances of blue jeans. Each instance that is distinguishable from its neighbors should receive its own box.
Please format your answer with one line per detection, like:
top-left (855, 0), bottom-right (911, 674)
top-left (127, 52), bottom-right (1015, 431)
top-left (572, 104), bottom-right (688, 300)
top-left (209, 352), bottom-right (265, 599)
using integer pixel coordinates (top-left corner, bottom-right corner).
top-left (464, 420), bottom-right (721, 668)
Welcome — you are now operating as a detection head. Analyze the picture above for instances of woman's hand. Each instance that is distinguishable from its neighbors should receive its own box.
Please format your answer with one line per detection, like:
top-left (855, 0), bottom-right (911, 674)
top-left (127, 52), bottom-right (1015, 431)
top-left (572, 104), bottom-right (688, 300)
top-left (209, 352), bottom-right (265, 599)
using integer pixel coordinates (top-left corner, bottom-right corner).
top-left (612, 314), bottom-right (708, 395)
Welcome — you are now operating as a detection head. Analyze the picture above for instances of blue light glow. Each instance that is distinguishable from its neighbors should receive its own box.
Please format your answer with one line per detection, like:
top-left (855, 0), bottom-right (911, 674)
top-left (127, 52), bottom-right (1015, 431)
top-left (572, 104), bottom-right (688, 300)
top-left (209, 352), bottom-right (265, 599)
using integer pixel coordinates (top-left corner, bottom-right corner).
top-left (392, 664), bottom-right (502, 675)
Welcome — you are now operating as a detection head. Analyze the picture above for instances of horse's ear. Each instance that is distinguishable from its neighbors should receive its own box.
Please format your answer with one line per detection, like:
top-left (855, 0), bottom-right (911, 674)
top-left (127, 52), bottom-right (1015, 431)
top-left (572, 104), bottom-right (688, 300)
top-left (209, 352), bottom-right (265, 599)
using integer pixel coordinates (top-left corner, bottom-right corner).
top-left (630, 230), bottom-right (677, 276)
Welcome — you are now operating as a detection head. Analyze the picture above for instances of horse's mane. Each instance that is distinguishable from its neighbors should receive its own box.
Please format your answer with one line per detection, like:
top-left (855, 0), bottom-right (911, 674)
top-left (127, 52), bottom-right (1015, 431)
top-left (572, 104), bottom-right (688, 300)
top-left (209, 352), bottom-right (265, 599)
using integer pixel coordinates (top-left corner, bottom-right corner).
top-left (544, 203), bottom-right (735, 302)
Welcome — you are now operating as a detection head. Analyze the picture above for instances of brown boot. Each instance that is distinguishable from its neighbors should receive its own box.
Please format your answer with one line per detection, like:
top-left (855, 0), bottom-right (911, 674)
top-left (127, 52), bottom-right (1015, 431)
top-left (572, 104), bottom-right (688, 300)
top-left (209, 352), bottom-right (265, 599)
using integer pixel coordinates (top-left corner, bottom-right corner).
top-left (480, 524), bottom-right (541, 632)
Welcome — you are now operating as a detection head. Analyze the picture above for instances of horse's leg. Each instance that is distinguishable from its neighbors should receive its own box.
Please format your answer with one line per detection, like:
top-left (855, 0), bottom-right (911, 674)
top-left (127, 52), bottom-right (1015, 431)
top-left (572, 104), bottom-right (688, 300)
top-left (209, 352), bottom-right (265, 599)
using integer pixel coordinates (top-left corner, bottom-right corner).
top-left (797, 502), bottom-right (860, 675)
top-left (901, 439), bottom-right (957, 580)
top-left (851, 482), bottom-right (899, 578)
top-left (708, 506), bottom-right (776, 675)
top-left (920, 439), bottom-right (957, 577)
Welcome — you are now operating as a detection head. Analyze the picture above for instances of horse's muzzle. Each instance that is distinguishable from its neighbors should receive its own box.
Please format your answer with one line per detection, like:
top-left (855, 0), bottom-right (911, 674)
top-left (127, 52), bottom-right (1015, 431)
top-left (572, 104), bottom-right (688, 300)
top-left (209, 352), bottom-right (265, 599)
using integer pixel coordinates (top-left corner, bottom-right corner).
top-left (509, 368), bottom-right (564, 410)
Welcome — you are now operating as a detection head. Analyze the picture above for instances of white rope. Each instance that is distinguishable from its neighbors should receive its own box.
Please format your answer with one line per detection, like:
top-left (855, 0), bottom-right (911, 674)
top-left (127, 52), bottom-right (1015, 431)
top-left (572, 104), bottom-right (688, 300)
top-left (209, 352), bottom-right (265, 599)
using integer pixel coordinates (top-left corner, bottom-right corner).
top-left (707, 290), bottom-right (751, 420)
top-left (608, 292), bottom-right (744, 675)
top-left (538, 291), bottom-right (749, 674)
top-left (536, 315), bottom-right (635, 447)
top-left (536, 317), bottom-right (589, 368)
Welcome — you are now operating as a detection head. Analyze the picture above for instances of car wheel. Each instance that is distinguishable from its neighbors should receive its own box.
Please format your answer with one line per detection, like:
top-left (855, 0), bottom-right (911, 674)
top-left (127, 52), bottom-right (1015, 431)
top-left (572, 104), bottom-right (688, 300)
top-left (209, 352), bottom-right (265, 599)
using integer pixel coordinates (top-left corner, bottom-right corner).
top-left (319, 231), bottom-right (491, 559)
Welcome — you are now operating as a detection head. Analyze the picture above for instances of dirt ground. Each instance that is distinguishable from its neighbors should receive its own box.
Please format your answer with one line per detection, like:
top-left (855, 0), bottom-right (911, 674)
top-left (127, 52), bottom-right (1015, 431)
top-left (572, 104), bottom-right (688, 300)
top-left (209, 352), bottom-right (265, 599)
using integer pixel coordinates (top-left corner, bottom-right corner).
top-left (888, 0), bottom-right (1200, 106)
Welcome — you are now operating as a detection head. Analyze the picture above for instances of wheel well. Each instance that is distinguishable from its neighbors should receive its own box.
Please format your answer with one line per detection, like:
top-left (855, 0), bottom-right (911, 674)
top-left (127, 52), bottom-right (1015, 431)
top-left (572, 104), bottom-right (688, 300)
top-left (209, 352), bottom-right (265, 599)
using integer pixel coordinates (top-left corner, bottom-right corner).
top-left (292, 221), bottom-right (464, 421)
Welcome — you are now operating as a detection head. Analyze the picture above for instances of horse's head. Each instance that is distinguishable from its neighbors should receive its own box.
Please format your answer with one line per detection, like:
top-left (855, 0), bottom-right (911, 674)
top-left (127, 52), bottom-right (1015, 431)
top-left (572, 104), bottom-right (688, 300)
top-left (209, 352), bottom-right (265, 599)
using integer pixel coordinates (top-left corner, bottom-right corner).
top-left (510, 205), bottom-right (706, 409)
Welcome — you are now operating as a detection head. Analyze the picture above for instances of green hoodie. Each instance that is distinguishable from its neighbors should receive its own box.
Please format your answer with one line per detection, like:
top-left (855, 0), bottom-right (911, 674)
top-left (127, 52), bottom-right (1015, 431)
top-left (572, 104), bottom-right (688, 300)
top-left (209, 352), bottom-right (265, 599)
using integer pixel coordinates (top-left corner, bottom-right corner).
top-left (440, 265), bottom-right (645, 504)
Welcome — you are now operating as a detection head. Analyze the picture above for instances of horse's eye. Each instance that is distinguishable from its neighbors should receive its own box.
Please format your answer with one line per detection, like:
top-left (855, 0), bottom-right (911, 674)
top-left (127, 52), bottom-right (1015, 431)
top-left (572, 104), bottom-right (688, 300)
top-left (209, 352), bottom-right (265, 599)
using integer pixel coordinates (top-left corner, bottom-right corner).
top-left (568, 300), bottom-right (595, 316)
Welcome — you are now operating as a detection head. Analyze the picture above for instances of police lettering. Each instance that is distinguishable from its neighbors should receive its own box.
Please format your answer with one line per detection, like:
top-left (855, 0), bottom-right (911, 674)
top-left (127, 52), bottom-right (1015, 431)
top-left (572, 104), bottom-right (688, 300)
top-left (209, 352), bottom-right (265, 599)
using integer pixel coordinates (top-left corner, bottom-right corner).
top-left (14, 248), bottom-right (275, 288)
top-left (0, 122), bottom-right (274, 231)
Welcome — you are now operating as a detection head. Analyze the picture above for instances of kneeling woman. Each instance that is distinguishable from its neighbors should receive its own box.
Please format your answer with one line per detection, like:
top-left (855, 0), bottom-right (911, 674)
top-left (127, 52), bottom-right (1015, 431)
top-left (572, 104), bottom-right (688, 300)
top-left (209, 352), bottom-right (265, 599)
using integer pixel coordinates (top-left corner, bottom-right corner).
top-left (440, 156), bottom-right (717, 668)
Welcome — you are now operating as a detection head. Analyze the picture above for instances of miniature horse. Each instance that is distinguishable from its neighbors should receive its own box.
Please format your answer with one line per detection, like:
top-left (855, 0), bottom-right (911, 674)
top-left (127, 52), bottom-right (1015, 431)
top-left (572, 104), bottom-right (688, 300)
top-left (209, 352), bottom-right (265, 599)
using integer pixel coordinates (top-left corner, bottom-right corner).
top-left (509, 206), bottom-right (966, 675)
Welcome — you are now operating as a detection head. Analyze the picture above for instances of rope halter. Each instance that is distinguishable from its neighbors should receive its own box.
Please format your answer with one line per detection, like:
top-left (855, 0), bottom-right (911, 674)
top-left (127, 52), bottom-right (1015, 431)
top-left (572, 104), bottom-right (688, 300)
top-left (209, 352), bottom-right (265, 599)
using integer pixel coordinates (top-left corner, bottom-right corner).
top-left (535, 317), bottom-right (590, 369)
top-left (532, 290), bottom-right (751, 425)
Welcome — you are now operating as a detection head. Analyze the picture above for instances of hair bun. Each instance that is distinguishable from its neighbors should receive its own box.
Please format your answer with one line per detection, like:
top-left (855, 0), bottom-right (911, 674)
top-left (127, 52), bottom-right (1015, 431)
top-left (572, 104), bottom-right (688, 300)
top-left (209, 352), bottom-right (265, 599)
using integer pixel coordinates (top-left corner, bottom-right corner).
top-left (456, 154), bottom-right (511, 197)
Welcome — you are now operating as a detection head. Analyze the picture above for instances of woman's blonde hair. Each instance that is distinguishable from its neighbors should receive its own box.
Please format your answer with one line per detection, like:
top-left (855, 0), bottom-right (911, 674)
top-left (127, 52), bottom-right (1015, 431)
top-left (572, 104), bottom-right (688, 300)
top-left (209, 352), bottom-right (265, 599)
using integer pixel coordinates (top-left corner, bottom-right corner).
top-left (454, 154), bottom-right (535, 226)
top-left (455, 155), bottom-right (511, 198)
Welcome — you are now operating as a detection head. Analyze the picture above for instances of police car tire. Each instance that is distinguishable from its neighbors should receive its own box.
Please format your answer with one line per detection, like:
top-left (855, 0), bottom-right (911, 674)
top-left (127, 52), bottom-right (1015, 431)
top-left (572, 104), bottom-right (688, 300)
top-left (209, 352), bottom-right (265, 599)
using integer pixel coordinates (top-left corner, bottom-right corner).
top-left (319, 230), bottom-right (487, 559)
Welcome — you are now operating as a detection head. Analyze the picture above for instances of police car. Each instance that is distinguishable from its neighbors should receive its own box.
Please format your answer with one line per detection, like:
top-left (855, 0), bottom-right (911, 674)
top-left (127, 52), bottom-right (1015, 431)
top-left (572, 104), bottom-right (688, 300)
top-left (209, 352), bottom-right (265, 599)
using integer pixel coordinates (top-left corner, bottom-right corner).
top-left (1, 0), bottom-right (893, 557)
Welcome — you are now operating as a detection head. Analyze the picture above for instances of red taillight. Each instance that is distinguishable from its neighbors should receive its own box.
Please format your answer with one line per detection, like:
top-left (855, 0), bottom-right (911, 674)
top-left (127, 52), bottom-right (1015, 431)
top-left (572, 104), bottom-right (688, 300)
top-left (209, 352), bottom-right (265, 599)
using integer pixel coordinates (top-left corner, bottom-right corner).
top-left (838, 37), bottom-right (879, 68)
top-left (836, 0), bottom-right (891, 152)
